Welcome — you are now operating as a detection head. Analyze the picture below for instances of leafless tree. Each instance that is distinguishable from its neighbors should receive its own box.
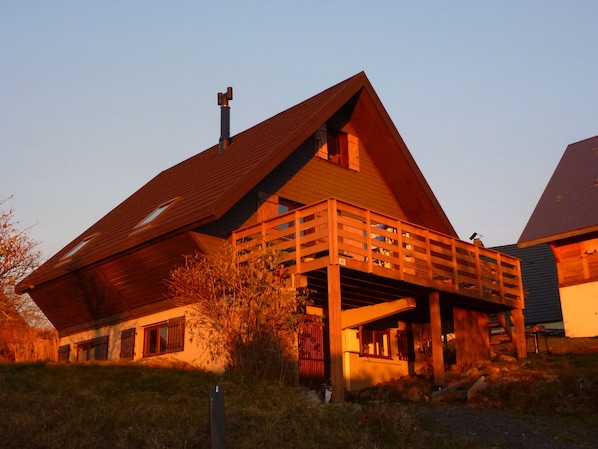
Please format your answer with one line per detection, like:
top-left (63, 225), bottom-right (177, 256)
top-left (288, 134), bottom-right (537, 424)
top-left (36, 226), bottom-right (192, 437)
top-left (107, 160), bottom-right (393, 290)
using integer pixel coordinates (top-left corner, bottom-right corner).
top-left (0, 197), bottom-right (54, 361)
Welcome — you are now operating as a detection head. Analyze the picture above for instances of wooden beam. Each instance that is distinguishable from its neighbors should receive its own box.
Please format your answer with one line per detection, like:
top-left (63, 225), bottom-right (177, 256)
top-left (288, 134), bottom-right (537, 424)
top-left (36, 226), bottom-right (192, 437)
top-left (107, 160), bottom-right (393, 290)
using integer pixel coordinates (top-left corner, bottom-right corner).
top-left (327, 263), bottom-right (344, 402)
top-left (341, 298), bottom-right (416, 329)
top-left (496, 312), bottom-right (513, 339)
top-left (510, 308), bottom-right (527, 359)
top-left (429, 291), bottom-right (445, 386)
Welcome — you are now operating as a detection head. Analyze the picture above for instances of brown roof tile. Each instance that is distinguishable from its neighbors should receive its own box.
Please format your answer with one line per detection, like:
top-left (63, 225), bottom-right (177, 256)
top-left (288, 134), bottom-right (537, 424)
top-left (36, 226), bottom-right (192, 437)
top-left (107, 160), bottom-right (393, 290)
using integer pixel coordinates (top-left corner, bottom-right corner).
top-left (518, 135), bottom-right (598, 247)
top-left (18, 72), bottom-right (454, 291)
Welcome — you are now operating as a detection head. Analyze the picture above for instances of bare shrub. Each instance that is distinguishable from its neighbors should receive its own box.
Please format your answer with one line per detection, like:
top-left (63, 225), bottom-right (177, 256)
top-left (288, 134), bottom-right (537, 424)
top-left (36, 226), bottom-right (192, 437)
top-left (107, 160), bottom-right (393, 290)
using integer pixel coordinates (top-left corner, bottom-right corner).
top-left (168, 243), bottom-right (312, 382)
top-left (0, 197), bottom-right (55, 361)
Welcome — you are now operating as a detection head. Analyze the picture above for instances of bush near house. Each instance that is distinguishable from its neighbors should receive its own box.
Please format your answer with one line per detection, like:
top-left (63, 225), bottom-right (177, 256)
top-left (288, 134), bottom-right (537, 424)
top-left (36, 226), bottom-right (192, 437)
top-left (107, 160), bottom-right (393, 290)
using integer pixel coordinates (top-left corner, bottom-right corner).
top-left (168, 244), bottom-right (313, 382)
top-left (0, 321), bottom-right (57, 362)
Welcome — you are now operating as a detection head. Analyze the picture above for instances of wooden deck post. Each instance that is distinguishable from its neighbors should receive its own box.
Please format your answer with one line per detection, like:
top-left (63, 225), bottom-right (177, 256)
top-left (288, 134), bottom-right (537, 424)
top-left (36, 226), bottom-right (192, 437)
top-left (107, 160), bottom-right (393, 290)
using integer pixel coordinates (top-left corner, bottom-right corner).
top-left (511, 308), bottom-right (527, 359)
top-left (327, 263), bottom-right (344, 402)
top-left (453, 307), bottom-right (491, 367)
top-left (429, 291), bottom-right (445, 386)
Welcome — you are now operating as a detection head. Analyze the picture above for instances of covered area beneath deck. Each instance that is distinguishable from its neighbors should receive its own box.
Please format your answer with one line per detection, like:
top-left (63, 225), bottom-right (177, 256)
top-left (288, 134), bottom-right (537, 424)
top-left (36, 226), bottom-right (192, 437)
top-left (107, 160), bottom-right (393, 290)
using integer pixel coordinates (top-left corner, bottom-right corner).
top-left (301, 265), bottom-right (526, 401)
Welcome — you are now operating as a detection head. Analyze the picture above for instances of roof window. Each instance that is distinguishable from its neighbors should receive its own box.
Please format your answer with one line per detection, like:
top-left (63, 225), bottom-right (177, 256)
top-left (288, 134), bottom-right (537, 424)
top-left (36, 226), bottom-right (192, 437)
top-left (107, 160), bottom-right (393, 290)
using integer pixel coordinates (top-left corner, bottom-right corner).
top-left (134, 199), bottom-right (177, 229)
top-left (60, 234), bottom-right (98, 261)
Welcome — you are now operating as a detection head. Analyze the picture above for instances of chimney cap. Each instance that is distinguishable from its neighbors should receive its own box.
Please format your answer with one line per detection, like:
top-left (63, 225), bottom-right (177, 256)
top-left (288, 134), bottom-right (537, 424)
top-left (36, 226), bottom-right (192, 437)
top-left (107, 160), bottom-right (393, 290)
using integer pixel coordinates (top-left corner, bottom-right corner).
top-left (218, 87), bottom-right (233, 107)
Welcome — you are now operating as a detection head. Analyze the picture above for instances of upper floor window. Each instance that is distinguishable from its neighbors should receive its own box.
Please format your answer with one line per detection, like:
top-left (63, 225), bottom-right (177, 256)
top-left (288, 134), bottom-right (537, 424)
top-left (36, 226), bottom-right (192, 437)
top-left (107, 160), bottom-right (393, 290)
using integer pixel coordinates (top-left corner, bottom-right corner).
top-left (315, 125), bottom-right (359, 171)
top-left (278, 197), bottom-right (303, 215)
top-left (327, 129), bottom-right (349, 168)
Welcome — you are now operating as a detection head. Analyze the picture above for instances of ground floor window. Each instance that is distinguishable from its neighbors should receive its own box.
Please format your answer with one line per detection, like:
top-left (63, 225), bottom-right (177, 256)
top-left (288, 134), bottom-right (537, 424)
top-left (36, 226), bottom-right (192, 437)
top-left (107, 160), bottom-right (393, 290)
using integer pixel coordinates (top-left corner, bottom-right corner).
top-left (76, 336), bottom-right (109, 361)
top-left (359, 328), bottom-right (391, 359)
top-left (143, 316), bottom-right (185, 357)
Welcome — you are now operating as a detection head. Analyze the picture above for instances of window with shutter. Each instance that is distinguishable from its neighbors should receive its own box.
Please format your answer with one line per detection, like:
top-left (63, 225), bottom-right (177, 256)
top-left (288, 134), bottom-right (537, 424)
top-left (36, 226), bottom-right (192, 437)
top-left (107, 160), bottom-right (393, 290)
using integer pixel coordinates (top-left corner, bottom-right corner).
top-left (358, 327), bottom-right (392, 359)
top-left (76, 336), bottom-right (109, 361)
top-left (314, 125), bottom-right (360, 171)
top-left (57, 344), bottom-right (70, 362)
top-left (143, 316), bottom-right (185, 357)
top-left (396, 330), bottom-right (411, 361)
top-left (167, 317), bottom-right (185, 353)
top-left (94, 336), bottom-right (109, 360)
top-left (120, 328), bottom-right (136, 359)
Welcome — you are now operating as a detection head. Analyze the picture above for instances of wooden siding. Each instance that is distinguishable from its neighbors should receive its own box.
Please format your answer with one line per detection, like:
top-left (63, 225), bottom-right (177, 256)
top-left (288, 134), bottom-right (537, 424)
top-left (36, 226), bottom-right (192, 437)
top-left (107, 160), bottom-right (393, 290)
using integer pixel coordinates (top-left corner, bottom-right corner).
top-left (552, 236), bottom-right (598, 287)
top-left (233, 199), bottom-right (524, 310)
top-left (31, 232), bottom-right (202, 334)
top-left (204, 135), bottom-right (406, 237)
top-left (276, 137), bottom-right (405, 220)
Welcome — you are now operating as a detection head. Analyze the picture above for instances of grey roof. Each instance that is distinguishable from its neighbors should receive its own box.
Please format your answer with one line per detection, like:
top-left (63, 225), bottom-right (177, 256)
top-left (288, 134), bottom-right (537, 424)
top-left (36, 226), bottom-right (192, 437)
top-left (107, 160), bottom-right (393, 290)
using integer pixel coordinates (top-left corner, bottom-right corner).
top-left (518, 135), bottom-right (598, 247)
top-left (494, 243), bottom-right (562, 325)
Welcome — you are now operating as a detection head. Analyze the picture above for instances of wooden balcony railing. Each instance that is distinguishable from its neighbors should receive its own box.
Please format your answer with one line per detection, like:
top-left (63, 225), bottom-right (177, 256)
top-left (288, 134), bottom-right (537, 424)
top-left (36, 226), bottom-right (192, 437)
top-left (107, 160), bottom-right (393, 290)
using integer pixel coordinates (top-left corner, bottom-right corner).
top-left (232, 198), bottom-right (524, 309)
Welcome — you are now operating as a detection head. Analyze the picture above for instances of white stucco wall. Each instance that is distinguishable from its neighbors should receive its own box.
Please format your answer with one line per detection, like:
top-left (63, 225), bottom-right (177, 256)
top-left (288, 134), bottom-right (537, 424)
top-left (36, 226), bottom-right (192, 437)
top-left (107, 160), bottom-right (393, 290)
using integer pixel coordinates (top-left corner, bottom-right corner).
top-left (560, 281), bottom-right (598, 337)
top-left (58, 305), bottom-right (224, 371)
top-left (342, 328), bottom-right (411, 391)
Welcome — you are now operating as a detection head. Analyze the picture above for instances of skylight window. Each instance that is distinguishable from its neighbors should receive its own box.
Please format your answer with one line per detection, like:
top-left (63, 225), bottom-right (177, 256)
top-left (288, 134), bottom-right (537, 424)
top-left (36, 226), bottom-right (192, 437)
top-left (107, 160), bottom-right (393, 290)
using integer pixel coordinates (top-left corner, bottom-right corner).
top-left (60, 234), bottom-right (97, 260)
top-left (135, 199), bottom-right (176, 229)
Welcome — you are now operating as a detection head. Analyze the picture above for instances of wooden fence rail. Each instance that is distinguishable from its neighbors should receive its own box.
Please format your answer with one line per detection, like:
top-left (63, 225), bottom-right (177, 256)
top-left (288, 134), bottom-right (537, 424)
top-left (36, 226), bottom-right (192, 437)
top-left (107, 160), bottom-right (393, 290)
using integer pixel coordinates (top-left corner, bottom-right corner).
top-left (233, 198), bottom-right (524, 309)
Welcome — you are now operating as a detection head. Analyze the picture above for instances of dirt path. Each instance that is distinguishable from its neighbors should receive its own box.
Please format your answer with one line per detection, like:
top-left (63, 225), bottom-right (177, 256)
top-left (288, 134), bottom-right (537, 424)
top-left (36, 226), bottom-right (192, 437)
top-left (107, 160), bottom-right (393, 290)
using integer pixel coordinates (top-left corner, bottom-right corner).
top-left (418, 404), bottom-right (598, 449)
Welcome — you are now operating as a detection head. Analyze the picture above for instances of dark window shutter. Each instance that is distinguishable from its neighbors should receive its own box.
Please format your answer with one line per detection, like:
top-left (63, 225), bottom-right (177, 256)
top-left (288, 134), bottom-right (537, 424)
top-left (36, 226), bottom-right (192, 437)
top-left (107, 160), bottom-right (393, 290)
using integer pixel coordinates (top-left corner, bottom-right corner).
top-left (57, 344), bottom-right (70, 362)
top-left (167, 316), bottom-right (185, 353)
top-left (95, 336), bottom-right (109, 360)
top-left (120, 328), bottom-right (136, 359)
top-left (397, 330), bottom-right (409, 361)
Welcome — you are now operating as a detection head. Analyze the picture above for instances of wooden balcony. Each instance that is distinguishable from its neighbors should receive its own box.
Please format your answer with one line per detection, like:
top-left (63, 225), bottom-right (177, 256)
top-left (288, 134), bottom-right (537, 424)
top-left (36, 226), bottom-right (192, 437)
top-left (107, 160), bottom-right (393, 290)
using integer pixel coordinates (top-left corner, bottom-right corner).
top-left (233, 198), bottom-right (524, 310)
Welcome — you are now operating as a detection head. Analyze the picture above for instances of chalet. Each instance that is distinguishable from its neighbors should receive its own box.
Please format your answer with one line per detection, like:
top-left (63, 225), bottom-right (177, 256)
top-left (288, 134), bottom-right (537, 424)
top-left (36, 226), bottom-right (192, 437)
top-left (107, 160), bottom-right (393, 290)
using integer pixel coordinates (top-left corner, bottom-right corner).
top-left (519, 135), bottom-right (598, 338)
top-left (17, 72), bottom-right (525, 400)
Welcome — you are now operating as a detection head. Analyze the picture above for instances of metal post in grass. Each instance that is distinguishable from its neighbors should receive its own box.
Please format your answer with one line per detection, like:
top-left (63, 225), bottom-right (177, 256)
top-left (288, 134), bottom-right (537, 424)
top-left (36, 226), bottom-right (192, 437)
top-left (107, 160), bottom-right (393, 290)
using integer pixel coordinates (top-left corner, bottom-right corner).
top-left (209, 385), bottom-right (225, 449)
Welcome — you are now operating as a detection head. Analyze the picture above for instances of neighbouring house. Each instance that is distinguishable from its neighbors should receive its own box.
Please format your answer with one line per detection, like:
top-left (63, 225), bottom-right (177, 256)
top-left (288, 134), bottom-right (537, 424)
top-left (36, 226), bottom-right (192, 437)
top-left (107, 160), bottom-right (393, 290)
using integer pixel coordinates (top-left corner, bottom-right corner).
top-left (493, 244), bottom-right (562, 330)
top-left (519, 135), bottom-right (598, 338)
top-left (17, 72), bottom-right (525, 400)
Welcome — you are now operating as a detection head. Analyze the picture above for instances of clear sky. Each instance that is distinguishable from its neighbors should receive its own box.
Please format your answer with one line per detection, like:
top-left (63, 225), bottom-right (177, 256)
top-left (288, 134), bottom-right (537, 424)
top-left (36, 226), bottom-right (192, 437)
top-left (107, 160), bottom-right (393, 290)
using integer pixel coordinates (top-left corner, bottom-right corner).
top-left (2, 1), bottom-right (597, 260)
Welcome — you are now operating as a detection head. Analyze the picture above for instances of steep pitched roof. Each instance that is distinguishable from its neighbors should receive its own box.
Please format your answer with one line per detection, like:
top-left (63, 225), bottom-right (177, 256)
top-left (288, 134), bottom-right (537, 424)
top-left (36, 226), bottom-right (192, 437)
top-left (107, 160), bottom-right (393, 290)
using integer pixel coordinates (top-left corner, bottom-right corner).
top-left (18, 72), bottom-right (455, 292)
top-left (518, 135), bottom-right (598, 247)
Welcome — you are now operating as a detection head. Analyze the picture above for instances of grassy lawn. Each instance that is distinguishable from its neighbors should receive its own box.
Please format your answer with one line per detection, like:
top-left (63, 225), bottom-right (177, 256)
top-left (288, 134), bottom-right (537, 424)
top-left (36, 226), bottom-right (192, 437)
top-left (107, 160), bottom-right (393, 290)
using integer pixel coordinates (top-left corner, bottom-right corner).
top-left (1, 336), bottom-right (597, 449)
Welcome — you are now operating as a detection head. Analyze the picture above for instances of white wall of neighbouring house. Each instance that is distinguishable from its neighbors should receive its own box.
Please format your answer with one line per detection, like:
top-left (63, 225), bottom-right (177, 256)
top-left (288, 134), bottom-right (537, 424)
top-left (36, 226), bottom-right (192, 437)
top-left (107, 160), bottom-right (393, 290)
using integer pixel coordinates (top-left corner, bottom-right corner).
top-left (560, 281), bottom-right (598, 338)
top-left (58, 305), bottom-right (224, 371)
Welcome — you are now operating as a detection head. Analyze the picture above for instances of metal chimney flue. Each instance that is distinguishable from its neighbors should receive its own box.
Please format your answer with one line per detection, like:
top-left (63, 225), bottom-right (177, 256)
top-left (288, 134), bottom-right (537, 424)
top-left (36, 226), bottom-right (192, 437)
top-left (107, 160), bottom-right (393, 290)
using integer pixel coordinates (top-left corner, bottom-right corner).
top-left (218, 87), bottom-right (233, 153)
